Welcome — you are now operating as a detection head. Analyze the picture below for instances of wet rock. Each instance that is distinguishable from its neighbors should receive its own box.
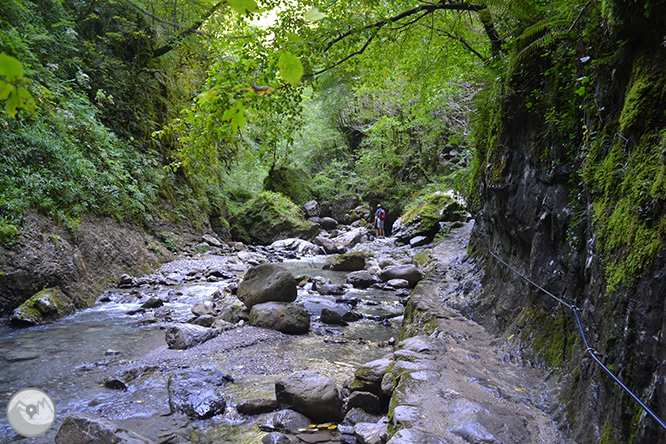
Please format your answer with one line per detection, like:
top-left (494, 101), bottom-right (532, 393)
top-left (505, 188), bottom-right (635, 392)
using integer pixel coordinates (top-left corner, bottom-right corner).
top-left (202, 234), bottom-right (223, 247)
top-left (118, 274), bottom-right (135, 287)
top-left (377, 265), bottom-right (422, 287)
top-left (165, 323), bottom-right (218, 349)
top-left (191, 300), bottom-right (216, 316)
top-left (330, 227), bottom-right (365, 251)
top-left (212, 318), bottom-right (236, 332)
top-left (9, 287), bottom-right (75, 327)
top-left (249, 302), bottom-right (310, 335)
top-left (386, 429), bottom-right (447, 444)
top-left (409, 236), bottom-right (430, 247)
top-left (304, 200), bottom-right (321, 218)
top-left (104, 378), bottom-right (128, 391)
top-left (353, 419), bottom-right (388, 444)
top-left (275, 371), bottom-right (344, 423)
top-left (167, 367), bottom-right (232, 419)
top-left (385, 279), bottom-right (410, 289)
top-left (314, 235), bottom-right (339, 254)
top-left (319, 217), bottom-right (338, 230)
top-left (350, 358), bottom-right (393, 396)
top-left (347, 391), bottom-right (381, 415)
top-left (262, 432), bottom-right (291, 444)
top-left (345, 270), bottom-right (376, 289)
top-left (270, 238), bottom-right (324, 255)
top-left (331, 196), bottom-right (361, 224)
top-left (392, 405), bottom-right (421, 428)
top-left (237, 399), bottom-right (280, 415)
top-left (260, 409), bottom-right (312, 434)
top-left (190, 314), bottom-right (215, 327)
top-left (319, 283), bottom-right (347, 295)
top-left (320, 308), bottom-right (348, 326)
top-left (238, 264), bottom-right (297, 309)
top-left (326, 251), bottom-right (367, 271)
top-left (343, 407), bottom-right (383, 426)
top-left (55, 412), bottom-right (151, 443)
top-left (140, 296), bottom-right (163, 309)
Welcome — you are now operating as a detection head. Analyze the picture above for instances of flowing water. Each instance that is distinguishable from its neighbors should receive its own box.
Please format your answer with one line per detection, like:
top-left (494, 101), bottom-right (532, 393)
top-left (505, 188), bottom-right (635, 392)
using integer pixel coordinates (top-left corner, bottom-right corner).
top-left (0, 256), bottom-right (403, 443)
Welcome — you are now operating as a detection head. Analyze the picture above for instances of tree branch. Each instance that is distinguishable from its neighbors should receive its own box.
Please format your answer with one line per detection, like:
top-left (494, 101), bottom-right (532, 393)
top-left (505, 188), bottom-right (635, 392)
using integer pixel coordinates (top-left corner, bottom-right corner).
top-left (312, 31), bottom-right (379, 76)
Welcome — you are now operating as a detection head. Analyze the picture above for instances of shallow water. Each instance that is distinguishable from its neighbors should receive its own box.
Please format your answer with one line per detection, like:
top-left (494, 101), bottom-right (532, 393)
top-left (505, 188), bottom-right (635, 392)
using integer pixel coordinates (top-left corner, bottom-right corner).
top-left (0, 258), bottom-right (402, 442)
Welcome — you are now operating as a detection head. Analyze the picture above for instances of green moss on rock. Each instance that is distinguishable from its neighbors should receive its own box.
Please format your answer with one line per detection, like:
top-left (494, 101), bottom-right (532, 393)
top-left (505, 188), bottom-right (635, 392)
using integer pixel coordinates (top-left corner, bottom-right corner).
top-left (10, 287), bottom-right (75, 326)
top-left (230, 191), bottom-right (319, 245)
top-left (263, 166), bottom-right (314, 206)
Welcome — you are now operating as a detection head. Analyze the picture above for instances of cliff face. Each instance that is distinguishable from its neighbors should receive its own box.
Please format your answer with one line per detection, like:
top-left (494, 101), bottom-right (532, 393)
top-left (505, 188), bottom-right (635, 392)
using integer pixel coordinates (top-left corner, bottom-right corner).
top-left (470, 2), bottom-right (666, 443)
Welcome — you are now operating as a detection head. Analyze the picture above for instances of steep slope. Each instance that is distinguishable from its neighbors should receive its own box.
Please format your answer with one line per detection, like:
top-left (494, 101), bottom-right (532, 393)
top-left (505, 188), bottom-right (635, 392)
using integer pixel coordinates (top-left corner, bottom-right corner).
top-left (470, 1), bottom-right (666, 443)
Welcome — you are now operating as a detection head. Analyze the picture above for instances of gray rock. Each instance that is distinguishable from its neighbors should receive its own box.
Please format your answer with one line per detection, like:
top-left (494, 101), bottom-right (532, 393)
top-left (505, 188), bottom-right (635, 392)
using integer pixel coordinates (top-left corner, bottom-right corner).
top-left (314, 235), bottom-right (339, 254)
top-left (190, 314), bottom-right (215, 327)
top-left (327, 252), bottom-right (367, 271)
top-left (9, 287), bottom-right (75, 327)
top-left (377, 265), bottom-right (422, 287)
top-left (392, 405), bottom-right (421, 428)
top-left (319, 217), bottom-right (339, 230)
top-left (55, 412), bottom-right (152, 443)
top-left (167, 367), bottom-right (232, 419)
top-left (275, 371), bottom-right (344, 423)
top-left (202, 234), bottom-right (223, 247)
top-left (304, 200), bottom-right (321, 218)
top-left (321, 307), bottom-right (348, 326)
top-left (262, 432), bottom-right (291, 444)
top-left (347, 391), bottom-right (382, 415)
top-left (409, 236), bottom-right (429, 247)
top-left (260, 409), bottom-right (311, 433)
top-left (140, 296), bottom-right (163, 309)
top-left (191, 300), bottom-right (216, 316)
top-left (270, 238), bottom-right (324, 255)
top-left (330, 227), bottom-right (365, 251)
top-left (249, 302), bottom-right (310, 334)
top-left (353, 420), bottom-right (388, 444)
top-left (386, 429), bottom-right (447, 444)
top-left (165, 323), bottom-right (218, 349)
top-left (237, 399), bottom-right (280, 415)
top-left (238, 264), bottom-right (297, 309)
top-left (343, 407), bottom-right (383, 426)
top-left (385, 279), bottom-right (410, 289)
top-left (346, 270), bottom-right (376, 288)
top-left (319, 283), bottom-right (347, 295)
top-left (212, 318), bottom-right (236, 332)
top-left (350, 358), bottom-right (394, 396)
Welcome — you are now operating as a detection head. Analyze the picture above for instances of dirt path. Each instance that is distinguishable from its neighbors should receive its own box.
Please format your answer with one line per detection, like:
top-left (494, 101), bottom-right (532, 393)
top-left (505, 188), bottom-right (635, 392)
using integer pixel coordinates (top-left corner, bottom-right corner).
top-left (386, 222), bottom-right (563, 443)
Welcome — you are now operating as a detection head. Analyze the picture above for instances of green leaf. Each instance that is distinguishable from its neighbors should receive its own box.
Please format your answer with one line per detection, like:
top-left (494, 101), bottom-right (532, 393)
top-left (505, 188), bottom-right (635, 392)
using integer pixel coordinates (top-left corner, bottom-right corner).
top-left (0, 80), bottom-right (11, 101)
top-left (0, 53), bottom-right (24, 83)
top-left (304, 7), bottom-right (327, 22)
top-left (286, 32), bottom-right (304, 44)
top-left (5, 88), bottom-right (19, 118)
top-left (222, 103), bottom-right (246, 133)
top-left (16, 86), bottom-right (36, 114)
top-left (278, 52), bottom-right (303, 87)
top-left (227, 0), bottom-right (259, 15)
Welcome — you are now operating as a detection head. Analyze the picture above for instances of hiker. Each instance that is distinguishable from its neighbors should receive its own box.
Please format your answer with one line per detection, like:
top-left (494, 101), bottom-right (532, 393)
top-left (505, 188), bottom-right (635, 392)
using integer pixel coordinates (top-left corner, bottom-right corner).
top-left (374, 204), bottom-right (386, 238)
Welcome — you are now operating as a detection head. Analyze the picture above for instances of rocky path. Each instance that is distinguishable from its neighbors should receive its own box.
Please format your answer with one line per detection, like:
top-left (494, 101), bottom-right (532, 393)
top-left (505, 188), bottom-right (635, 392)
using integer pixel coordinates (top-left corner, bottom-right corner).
top-left (382, 222), bottom-right (563, 443)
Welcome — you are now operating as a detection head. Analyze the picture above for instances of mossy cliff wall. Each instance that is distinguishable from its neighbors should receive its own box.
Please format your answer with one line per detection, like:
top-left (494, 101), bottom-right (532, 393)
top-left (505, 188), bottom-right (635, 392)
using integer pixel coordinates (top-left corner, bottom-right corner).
top-left (470, 2), bottom-right (666, 443)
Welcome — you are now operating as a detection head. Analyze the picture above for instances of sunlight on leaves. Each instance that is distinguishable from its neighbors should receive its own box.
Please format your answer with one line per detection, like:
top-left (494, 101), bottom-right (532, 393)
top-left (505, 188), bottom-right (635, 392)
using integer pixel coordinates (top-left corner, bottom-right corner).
top-left (304, 7), bottom-right (327, 22)
top-left (278, 51), bottom-right (304, 86)
top-left (227, 0), bottom-right (259, 15)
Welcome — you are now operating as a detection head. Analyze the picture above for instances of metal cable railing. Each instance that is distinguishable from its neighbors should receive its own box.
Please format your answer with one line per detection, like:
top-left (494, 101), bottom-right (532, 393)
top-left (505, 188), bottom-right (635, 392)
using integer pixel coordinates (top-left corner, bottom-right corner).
top-left (486, 244), bottom-right (666, 432)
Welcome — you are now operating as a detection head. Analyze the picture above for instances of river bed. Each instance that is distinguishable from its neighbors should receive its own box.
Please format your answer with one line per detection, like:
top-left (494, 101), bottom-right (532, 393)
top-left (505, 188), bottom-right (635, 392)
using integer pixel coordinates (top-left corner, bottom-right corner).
top-left (0, 255), bottom-right (404, 443)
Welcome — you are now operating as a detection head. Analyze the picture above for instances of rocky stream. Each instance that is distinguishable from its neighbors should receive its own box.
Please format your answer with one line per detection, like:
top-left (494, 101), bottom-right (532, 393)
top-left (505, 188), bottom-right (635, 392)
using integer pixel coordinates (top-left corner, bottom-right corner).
top-left (0, 220), bottom-right (566, 443)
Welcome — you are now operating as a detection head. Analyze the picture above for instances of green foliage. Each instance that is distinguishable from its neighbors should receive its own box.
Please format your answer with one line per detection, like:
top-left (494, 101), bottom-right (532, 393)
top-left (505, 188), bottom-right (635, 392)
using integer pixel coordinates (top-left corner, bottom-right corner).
top-left (0, 52), bottom-right (36, 118)
top-left (263, 165), bottom-right (313, 206)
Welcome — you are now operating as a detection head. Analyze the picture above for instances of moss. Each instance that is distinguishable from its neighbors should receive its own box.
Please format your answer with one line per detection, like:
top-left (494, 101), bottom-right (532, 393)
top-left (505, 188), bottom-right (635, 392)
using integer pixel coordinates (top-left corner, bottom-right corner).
top-left (600, 420), bottom-right (621, 444)
top-left (263, 165), bottom-right (314, 206)
top-left (618, 55), bottom-right (666, 134)
top-left (0, 222), bottom-right (18, 247)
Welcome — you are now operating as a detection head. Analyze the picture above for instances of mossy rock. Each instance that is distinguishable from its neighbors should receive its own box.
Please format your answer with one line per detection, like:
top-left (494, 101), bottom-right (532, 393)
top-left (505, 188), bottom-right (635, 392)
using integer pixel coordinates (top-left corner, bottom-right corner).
top-left (392, 191), bottom-right (465, 243)
top-left (230, 191), bottom-right (319, 245)
top-left (326, 251), bottom-right (369, 271)
top-left (10, 287), bottom-right (75, 327)
top-left (263, 166), bottom-right (314, 206)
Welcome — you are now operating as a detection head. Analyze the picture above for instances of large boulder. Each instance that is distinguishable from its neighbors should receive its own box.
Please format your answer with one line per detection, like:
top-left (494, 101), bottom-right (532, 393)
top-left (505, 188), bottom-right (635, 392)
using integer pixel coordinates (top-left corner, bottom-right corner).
top-left (331, 196), bottom-right (361, 224)
top-left (9, 287), bottom-right (75, 327)
top-left (249, 302), bottom-right (310, 334)
top-left (275, 371), bottom-right (344, 423)
top-left (230, 191), bottom-right (320, 245)
top-left (314, 235), bottom-right (339, 254)
top-left (269, 238), bottom-right (324, 255)
top-left (237, 264), bottom-right (297, 309)
top-left (55, 412), bottom-right (151, 443)
top-left (378, 265), bottom-right (423, 287)
top-left (346, 270), bottom-right (376, 288)
top-left (330, 227), bottom-right (366, 251)
top-left (391, 191), bottom-right (466, 243)
top-left (165, 323), bottom-right (218, 349)
top-left (303, 200), bottom-right (321, 218)
top-left (326, 251), bottom-right (368, 271)
top-left (167, 367), bottom-right (232, 419)
top-left (264, 166), bottom-right (314, 206)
